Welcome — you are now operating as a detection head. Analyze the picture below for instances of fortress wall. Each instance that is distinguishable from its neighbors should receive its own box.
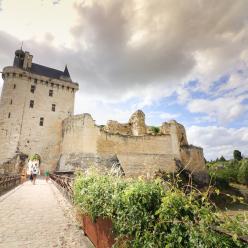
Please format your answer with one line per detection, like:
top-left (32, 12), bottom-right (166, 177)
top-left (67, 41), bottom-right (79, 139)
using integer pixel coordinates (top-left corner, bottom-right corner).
top-left (97, 132), bottom-right (173, 154)
top-left (60, 115), bottom-right (178, 175)
top-left (59, 114), bottom-right (100, 171)
top-left (96, 132), bottom-right (177, 177)
top-left (62, 114), bottom-right (99, 154)
top-left (59, 112), bottom-right (207, 180)
top-left (180, 145), bottom-right (206, 172)
top-left (180, 145), bottom-right (209, 184)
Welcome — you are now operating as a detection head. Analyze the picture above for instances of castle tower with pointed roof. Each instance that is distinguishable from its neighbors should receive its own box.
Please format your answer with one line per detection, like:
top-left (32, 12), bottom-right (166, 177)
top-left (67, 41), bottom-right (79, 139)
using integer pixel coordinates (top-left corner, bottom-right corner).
top-left (0, 49), bottom-right (79, 172)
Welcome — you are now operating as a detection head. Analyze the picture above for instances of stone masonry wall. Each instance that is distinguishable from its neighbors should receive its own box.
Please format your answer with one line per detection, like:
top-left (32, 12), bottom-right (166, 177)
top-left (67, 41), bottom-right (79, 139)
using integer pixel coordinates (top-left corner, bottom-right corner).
top-left (0, 66), bottom-right (78, 173)
top-left (59, 111), bottom-right (206, 179)
top-left (97, 131), bottom-right (177, 176)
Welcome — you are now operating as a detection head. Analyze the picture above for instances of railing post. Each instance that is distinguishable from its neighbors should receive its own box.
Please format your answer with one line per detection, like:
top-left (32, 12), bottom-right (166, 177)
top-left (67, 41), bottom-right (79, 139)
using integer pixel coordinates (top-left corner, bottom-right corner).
top-left (49, 173), bottom-right (74, 202)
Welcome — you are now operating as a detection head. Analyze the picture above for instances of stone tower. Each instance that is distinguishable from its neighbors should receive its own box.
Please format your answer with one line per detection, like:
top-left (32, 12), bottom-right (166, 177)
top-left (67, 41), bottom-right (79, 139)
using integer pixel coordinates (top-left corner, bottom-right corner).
top-left (0, 49), bottom-right (79, 172)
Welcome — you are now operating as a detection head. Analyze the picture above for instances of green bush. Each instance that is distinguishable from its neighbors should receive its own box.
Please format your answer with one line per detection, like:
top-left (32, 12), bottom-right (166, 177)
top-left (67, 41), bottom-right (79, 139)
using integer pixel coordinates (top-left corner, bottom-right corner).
top-left (74, 169), bottom-right (126, 220)
top-left (153, 190), bottom-right (239, 248)
top-left (237, 160), bottom-right (248, 185)
top-left (209, 160), bottom-right (241, 187)
top-left (113, 179), bottom-right (164, 245)
top-left (73, 170), bottom-right (247, 247)
top-left (150, 126), bottom-right (160, 134)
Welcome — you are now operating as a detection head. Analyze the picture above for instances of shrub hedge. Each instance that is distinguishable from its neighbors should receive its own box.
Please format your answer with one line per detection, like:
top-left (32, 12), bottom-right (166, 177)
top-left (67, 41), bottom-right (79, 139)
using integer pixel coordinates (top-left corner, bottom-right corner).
top-left (74, 170), bottom-right (247, 247)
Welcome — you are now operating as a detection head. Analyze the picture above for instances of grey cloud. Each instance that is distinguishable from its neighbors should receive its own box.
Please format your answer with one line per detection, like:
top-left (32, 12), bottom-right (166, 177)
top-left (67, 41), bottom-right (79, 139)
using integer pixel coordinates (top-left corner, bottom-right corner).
top-left (0, 31), bottom-right (21, 67)
top-left (68, 0), bottom-right (248, 98)
top-left (52, 0), bottom-right (61, 5)
top-left (1, 0), bottom-right (248, 102)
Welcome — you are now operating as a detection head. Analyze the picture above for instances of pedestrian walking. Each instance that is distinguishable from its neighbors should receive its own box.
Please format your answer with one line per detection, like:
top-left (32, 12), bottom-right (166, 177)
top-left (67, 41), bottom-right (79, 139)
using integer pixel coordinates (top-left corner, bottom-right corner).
top-left (45, 170), bottom-right (49, 182)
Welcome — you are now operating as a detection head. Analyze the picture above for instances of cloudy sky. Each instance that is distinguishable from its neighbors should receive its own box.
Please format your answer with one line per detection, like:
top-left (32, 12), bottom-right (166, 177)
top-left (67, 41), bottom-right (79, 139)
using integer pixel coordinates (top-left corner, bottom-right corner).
top-left (0, 0), bottom-right (248, 160)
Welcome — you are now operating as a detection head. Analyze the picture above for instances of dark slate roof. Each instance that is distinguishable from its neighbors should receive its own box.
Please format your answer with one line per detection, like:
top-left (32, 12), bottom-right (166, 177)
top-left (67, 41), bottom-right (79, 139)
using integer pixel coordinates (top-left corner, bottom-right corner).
top-left (30, 63), bottom-right (71, 81)
top-left (63, 65), bottom-right (70, 78)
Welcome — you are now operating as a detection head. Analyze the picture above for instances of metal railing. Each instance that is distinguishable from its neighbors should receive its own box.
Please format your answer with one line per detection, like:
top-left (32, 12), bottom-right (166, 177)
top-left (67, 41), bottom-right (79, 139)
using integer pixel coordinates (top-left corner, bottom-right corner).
top-left (0, 175), bottom-right (21, 195)
top-left (49, 173), bottom-right (74, 202)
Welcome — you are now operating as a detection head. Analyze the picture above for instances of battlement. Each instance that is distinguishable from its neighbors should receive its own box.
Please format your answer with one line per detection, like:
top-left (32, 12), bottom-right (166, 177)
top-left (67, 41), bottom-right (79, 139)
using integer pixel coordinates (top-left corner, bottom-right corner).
top-left (2, 66), bottom-right (79, 91)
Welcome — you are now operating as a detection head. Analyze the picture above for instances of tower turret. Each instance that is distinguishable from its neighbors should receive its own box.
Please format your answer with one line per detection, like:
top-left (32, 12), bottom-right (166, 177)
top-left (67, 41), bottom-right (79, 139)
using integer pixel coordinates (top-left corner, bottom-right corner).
top-left (13, 49), bottom-right (25, 68)
top-left (60, 65), bottom-right (71, 81)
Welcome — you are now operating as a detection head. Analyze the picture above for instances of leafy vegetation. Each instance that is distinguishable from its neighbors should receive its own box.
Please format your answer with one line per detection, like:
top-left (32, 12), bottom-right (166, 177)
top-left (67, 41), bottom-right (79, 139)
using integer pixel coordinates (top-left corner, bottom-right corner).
top-left (73, 169), bottom-right (248, 247)
top-left (207, 148), bottom-right (248, 186)
top-left (208, 160), bottom-right (241, 187)
top-left (150, 126), bottom-right (160, 134)
top-left (237, 160), bottom-right (248, 184)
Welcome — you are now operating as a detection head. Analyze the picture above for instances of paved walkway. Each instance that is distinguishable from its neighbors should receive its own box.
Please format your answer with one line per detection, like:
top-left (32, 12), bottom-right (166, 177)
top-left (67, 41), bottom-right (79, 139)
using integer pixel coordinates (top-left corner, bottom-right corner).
top-left (0, 179), bottom-right (93, 248)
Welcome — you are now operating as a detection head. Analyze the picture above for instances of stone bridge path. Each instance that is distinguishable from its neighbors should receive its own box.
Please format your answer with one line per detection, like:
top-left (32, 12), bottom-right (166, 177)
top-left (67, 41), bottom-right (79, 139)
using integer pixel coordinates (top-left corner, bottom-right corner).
top-left (0, 179), bottom-right (94, 248)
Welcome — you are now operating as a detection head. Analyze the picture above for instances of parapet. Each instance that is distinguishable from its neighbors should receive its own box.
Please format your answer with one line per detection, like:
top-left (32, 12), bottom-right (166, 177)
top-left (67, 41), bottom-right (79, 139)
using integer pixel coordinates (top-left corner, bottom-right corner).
top-left (103, 110), bottom-right (147, 136)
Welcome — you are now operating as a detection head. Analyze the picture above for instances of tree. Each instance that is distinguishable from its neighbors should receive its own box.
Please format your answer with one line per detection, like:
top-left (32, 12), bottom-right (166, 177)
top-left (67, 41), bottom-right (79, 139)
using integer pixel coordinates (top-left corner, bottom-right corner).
top-left (150, 126), bottom-right (160, 134)
top-left (237, 160), bottom-right (248, 184)
top-left (219, 156), bottom-right (226, 162)
top-left (233, 150), bottom-right (242, 161)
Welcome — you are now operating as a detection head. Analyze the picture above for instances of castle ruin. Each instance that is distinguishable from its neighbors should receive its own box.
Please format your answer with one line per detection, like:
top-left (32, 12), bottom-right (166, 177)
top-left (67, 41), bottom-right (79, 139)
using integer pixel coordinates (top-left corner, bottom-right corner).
top-left (0, 50), bottom-right (207, 182)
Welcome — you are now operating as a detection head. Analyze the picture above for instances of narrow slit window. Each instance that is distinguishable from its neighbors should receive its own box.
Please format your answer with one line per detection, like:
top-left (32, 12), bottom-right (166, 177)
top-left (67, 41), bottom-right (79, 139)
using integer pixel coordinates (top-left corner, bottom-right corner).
top-left (52, 104), bottom-right (56, 112)
top-left (13, 84), bottom-right (16, 89)
top-left (29, 100), bottom-right (34, 108)
top-left (10, 99), bottom-right (12, 105)
top-left (8, 112), bottom-right (11, 118)
top-left (49, 89), bottom-right (53, 97)
top-left (39, 117), bottom-right (44, 126)
top-left (30, 85), bottom-right (36, 93)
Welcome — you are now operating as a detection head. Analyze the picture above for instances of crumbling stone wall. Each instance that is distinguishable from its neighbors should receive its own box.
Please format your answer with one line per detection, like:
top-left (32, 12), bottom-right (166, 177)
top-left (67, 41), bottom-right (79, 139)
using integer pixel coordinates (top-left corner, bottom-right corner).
top-left (161, 121), bottom-right (188, 146)
top-left (128, 110), bottom-right (146, 136)
top-left (58, 111), bottom-right (207, 181)
top-left (103, 121), bottom-right (132, 135)
top-left (180, 145), bottom-right (209, 184)
top-left (103, 110), bottom-right (147, 136)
